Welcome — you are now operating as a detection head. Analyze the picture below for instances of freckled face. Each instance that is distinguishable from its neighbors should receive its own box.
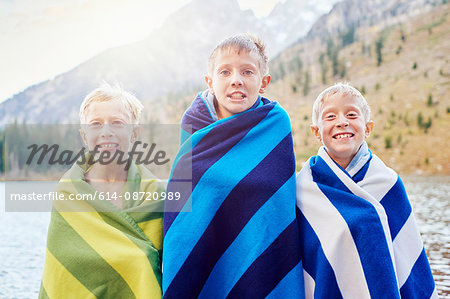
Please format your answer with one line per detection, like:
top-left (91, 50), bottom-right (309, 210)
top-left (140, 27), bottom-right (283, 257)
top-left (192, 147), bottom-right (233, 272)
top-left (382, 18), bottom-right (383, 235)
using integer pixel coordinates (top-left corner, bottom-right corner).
top-left (80, 100), bottom-right (138, 158)
top-left (205, 49), bottom-right (270, 119)
top-left (311, 94), bottom-right (373, 168)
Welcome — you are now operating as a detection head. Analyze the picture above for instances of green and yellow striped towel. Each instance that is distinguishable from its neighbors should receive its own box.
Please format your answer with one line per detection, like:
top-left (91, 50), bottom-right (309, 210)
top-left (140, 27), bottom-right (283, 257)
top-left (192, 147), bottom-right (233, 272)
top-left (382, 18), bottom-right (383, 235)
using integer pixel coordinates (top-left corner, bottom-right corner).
top-left (39, 162), bottom-right (164, 298)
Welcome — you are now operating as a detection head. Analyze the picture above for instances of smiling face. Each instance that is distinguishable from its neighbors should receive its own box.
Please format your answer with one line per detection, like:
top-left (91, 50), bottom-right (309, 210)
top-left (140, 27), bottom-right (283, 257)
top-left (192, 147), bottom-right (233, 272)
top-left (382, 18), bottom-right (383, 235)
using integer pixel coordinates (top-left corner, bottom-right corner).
top-left (311, 93), bottom-right (374, 169)
top-left (80, 100), bottom-right (138, 159)
top-left (205, 48), bottom-right (270, 119)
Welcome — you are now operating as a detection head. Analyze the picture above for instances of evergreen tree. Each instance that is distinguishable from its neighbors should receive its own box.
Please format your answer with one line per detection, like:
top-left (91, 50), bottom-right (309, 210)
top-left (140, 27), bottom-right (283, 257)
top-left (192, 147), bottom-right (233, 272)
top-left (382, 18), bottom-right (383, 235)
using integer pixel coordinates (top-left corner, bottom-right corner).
top-left (319, 53), bottom-right (328, 84)
top-left (375, 36), bottom-right (384, 66)
top-left (341, 25), bottom-right (355, 47)
top-left (303, 70), bottom-right (311, 96)
top-left (427, 94), bottom-right (433, 107)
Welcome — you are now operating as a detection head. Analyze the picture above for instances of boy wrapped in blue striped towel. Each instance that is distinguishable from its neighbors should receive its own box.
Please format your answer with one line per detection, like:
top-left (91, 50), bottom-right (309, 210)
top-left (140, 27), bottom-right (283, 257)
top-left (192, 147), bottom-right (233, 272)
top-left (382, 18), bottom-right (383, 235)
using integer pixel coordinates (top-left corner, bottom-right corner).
top-left (297, 82), bottom-right (437, 298)
top-left (163, 34), bottom-right (304, 298)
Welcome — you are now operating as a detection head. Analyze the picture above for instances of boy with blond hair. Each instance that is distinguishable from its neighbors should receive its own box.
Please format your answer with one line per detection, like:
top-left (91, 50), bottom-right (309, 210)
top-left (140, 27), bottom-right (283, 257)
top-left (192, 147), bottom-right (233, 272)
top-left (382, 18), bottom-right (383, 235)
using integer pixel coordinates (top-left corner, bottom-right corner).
top-left (163, 34), bottom-right (304, 298)
top-left (40, 83), bottom-right (164, 298)
top-left (297, 82), bottom-right (436, 298)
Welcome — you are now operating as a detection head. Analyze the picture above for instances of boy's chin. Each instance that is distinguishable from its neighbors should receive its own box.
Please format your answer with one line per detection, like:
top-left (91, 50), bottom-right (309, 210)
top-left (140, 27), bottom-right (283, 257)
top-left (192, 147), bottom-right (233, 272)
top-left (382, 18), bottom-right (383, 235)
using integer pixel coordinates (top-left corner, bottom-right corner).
top-left (326, 144), bottom-right (360, 160)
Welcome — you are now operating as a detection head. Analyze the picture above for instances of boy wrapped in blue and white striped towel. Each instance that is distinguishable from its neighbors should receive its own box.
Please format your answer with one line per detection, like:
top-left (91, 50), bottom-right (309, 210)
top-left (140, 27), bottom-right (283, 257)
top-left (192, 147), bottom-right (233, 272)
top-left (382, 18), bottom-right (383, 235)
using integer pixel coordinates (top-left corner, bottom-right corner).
top-left (297, 83), bottom-right (437, 298)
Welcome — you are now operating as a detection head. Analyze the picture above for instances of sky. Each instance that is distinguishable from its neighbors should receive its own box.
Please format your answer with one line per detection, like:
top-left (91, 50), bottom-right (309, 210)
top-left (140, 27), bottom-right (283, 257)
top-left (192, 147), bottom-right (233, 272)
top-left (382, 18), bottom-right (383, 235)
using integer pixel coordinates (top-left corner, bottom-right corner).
top-left (0, 0), bottom-right (282, 103)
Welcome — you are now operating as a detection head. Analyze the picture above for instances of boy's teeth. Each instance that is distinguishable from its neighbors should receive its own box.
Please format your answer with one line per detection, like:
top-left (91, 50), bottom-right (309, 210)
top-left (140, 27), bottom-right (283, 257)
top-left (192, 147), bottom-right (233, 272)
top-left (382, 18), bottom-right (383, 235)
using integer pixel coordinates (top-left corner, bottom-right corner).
top-left (230, 93), bottom-right (244, 99)
top-left (336, 134), bottom-right (352, 139)
top-left (101, 144), bottom-right (116, 148)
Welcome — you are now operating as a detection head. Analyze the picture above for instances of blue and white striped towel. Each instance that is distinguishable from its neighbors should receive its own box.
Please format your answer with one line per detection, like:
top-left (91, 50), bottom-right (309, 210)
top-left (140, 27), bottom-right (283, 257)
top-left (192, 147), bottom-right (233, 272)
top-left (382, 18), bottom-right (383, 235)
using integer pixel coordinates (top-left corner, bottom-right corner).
top-left (297, 143), bottom-right (437, 298)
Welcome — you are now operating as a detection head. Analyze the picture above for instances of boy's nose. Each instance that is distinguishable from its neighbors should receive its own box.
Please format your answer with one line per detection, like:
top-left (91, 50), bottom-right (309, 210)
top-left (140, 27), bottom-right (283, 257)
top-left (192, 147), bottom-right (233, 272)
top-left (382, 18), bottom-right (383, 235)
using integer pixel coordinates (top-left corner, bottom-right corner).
top-left (336, 116), bottom-right (349, 127)
top-left (100, 124), bottom-right (114, 137)
top-left (231, 73), bottom-right (243, 87)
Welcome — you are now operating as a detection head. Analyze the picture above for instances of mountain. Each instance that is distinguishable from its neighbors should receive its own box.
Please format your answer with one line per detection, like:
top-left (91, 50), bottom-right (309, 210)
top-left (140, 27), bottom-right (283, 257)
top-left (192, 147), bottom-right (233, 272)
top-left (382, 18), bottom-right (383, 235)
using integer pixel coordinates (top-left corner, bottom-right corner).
top-left (0, 0), bottom-right (333, 125)
top-left (1, 0), bottom-right (449, 176)
top-left (263, 0), bottom-right (450, 175)
top-left (265, 0), bottom-right (337, 45)
top-left (268, 0), bottom-right (445, 72)
top-left (306, 0), bottom-right (443, 40)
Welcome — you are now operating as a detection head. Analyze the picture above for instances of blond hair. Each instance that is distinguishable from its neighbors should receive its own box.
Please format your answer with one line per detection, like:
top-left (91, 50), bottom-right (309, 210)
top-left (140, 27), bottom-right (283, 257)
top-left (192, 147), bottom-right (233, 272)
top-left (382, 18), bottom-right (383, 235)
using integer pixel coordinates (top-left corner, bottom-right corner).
top-left (79, 83), bottom-right (143, 124)
top-left (311, 82), bottom-right (371, 126)
top-left (207, 34), bottom-right (269, 76)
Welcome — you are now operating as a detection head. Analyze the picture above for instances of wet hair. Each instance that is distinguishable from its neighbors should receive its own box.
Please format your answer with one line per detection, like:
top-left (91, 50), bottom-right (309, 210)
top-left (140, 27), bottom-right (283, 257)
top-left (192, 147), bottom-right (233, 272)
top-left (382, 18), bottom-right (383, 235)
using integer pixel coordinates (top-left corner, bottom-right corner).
top-left (311, 82), bottom-right (371, 126)
top-left (207, 33), bottom-right (269, 76)
top-left (79, 83), bottom-right (143, 124)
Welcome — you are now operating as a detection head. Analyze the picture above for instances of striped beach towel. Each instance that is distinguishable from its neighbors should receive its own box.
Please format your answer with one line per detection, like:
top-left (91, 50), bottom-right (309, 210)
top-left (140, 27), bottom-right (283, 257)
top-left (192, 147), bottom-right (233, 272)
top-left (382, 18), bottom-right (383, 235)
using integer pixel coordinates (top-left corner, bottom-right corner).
top-left (163, 92), bottom-right (304, 298)
top-left (39, 162), bottom-right (164, 298)
top-left (297, 143), bottom-right (437, 298)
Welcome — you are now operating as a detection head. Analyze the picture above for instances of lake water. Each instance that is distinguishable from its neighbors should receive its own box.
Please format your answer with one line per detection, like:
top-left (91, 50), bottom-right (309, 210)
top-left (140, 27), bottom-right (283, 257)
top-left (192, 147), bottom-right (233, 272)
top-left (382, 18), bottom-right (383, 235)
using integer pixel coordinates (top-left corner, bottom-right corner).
top-left (1, 177), bottom-right (449, 298)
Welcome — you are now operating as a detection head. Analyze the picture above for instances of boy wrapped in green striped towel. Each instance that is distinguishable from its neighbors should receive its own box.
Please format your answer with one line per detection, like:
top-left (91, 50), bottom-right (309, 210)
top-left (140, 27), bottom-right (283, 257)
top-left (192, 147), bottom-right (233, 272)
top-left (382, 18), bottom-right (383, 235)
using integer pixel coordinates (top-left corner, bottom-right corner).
top-left (39, 84), bottom-right (164, 298)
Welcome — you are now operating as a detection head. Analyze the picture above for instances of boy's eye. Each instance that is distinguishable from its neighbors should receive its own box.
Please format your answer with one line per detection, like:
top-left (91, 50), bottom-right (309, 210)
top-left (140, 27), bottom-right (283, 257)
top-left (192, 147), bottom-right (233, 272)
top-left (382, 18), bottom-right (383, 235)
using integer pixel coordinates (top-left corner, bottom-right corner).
top-left (243, 70), bottom-right (253, 75)
top-left (89, 122), bottom-right (102, 128)
top-left (347, 112), bottom-right (358, 118)
top-left (112, 120), bottom-right (125, 127)
top-left (324, 114), bottom-right (335, 120)
top-left (219, 70), bottom-right (230, 76)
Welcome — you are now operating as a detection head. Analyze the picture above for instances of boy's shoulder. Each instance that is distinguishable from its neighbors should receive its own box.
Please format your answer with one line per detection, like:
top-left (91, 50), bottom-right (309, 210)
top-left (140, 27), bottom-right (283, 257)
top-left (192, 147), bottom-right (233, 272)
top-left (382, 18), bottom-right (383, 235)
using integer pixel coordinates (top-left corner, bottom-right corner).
top-left (181, 91), bottom-right (216, 132)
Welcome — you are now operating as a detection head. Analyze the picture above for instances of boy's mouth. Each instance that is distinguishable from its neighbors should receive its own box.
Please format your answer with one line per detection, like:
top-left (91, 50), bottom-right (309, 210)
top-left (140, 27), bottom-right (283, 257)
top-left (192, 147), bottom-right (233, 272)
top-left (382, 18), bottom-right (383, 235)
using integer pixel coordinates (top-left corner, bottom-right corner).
top-left (333, 133), bottom-right (354, 139)
top-left (98, 143), bottom-right (119, 150)
top-left (227, 91), bottom-right (247, 101)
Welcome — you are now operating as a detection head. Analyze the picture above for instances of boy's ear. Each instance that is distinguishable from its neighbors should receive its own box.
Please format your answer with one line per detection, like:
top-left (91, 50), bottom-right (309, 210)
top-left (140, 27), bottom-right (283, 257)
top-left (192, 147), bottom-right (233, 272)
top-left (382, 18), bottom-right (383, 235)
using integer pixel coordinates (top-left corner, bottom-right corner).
top-left (205, 76), bottom-right (214, 95)
top-left (310, 125), bottom-right (321, 141)
top-left (259, 74), bottom-right (271, 94)
top-left (365, 120), bottom-right (374, 137)
top-left (131, 125), bottom-right (140, 142)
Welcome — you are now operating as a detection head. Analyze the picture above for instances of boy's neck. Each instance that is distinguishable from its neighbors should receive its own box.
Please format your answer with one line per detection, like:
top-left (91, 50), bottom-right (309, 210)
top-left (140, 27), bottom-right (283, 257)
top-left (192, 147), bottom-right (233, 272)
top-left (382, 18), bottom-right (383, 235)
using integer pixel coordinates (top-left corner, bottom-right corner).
top-left (326, 142), bottom-right (370, 173)
top-left (331, 156), bottom-right (354, 170)
top-left (213, 97), bottom-right (224, 119)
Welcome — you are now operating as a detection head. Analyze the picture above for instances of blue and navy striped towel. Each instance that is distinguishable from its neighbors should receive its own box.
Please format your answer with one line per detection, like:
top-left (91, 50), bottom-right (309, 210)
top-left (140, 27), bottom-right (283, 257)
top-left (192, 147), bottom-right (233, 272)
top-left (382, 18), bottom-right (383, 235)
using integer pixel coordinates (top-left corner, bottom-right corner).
top-left (297, 143), bottom-right (437, 298)
top-left (163, 91), bottom-right (304, 298)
